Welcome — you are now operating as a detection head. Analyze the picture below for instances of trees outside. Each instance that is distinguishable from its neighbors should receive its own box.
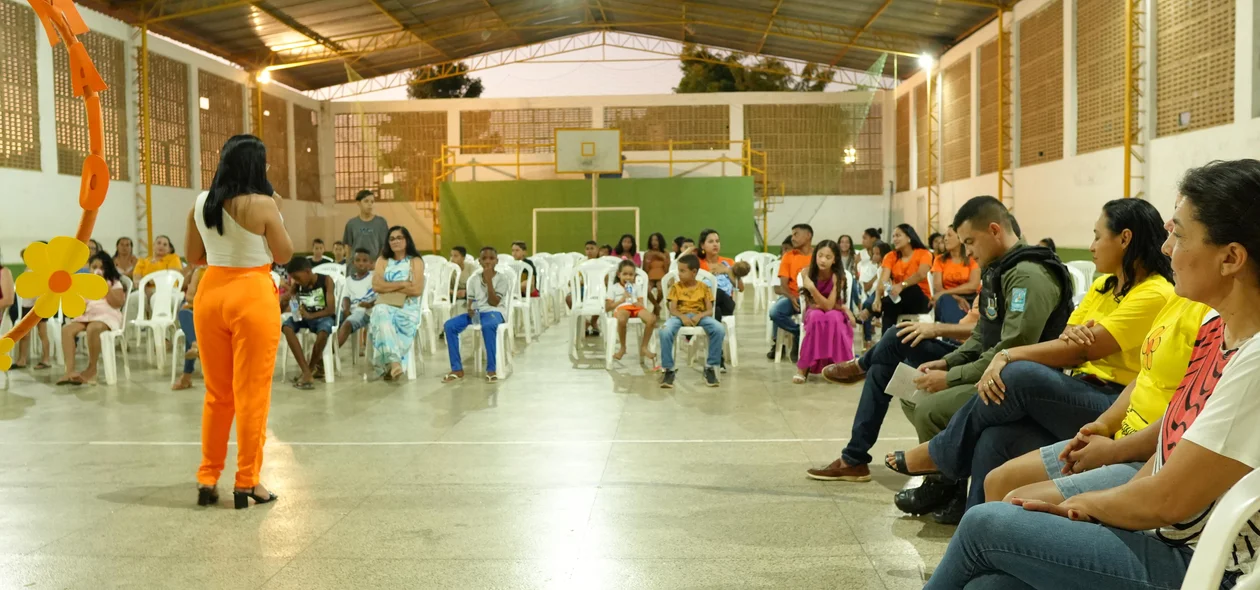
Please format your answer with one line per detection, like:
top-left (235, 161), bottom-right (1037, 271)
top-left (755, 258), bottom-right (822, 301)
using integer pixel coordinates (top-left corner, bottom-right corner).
top-left (674, 45), bottom-right (836, 93)
top-left (405, 62), bottom-right (485, 99)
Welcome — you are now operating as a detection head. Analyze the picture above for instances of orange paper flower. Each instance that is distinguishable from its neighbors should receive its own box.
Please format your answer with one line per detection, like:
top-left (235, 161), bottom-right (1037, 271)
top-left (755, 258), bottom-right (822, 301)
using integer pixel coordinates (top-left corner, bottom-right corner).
top-left (14, 237), bottom-right (108, 319)
top-left (0, 337), bottom-right (13, 372)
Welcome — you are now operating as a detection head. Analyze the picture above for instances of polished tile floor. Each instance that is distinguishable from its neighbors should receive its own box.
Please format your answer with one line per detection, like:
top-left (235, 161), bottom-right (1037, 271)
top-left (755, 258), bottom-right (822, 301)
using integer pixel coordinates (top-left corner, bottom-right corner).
top-left (0, 308), bottom-right (951, 589)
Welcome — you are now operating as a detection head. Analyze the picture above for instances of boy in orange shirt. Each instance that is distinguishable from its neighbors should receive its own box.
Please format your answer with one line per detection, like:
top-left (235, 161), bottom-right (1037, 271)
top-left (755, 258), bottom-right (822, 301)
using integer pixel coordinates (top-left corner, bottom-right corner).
top-left (659, 255), bottom-right (725, 389)
top-left (768, 224), bottom-right (814, 361)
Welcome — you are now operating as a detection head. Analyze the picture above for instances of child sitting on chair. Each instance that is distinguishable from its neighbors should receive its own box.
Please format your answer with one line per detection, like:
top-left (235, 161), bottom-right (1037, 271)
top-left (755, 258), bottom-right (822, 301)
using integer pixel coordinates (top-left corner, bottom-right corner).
top-left (658, 254), bottom-right (725, 389)
top-left (281, 257), bottom-right (336, 390)
top-left (605, 260), bottom-right (657, 362)
top-left (794, 240), bottom-right (855, 384)
top-left (336, 248), bottom-right (376, 350)
top-left (442, 246), bottom-right (515, 383)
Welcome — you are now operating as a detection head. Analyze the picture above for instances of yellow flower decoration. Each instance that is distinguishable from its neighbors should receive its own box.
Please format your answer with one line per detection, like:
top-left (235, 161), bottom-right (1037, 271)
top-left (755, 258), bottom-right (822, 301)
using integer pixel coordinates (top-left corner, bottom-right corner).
top-left (14, 237), bottom-right (108, 319)
top-left (0, 337), bottom-right (13, 372)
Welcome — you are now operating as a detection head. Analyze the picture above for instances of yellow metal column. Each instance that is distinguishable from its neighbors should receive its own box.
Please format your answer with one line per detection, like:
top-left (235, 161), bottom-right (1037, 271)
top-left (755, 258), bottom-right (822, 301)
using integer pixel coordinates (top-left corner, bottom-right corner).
top-left (1123, 0), bottom-right (1145, 199)
top-left (997, 9), bottom-right (1014, 209)
top-left (140, 25), bottom-right (154, 256)
top-left (926, 64), bottom-right (940, 233)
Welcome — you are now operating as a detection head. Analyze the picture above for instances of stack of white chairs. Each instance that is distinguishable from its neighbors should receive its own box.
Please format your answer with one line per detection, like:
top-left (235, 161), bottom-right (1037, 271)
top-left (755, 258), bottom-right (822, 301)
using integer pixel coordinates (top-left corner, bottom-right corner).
top-left (658, 269), bottom-right (738, 368)
top-left (568, 259), bottom-right (613, 355)
top-left (128, 269), bottom-right (185, 371)
top-left (603, 266), bottom-right (650, 365)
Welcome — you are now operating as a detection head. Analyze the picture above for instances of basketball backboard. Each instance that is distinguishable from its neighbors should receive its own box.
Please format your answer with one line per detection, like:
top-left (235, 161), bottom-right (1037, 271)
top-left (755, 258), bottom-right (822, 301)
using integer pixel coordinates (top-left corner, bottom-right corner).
top-left (555, 128), bottom-right (622, 174)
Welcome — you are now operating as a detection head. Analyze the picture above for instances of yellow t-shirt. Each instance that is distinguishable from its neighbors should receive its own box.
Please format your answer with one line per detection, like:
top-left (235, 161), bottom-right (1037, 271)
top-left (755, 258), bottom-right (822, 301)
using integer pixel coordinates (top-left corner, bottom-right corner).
top-left (1069, 274), bottom-right (1175, 385)
top-left (133, 253), bottom-right (183, 279)
top-left (1116, 297), bottom-right (1213, 439)
top-left (668, 280), bottom-right (713, 315)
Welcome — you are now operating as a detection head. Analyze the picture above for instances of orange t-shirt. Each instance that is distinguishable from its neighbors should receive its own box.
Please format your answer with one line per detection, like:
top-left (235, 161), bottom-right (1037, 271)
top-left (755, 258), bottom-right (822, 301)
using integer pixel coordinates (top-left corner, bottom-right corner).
top-left (931, 254), bottom-right (980, 291)
top-left (778, 250), bottom-right (811, 298)
top-left (698, 256), bottom-right (734, 272)
top-left (882, 248), bottom-right (933, 296)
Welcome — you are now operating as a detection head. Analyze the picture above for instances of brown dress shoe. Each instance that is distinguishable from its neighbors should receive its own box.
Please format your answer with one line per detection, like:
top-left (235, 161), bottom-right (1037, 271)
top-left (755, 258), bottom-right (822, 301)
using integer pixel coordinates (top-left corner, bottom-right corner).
top-left (822, 360), bottom-right (865, 384)
top-left (806, 458), bottom-right (871, 482)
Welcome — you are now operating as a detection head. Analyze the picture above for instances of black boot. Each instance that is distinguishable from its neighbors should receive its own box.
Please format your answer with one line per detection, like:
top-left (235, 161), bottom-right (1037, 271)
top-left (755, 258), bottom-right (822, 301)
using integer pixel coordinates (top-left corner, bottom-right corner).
top-left (893, 475), bottom-right (958, 516)
top-left (932, 482), bottom-right (967, 525)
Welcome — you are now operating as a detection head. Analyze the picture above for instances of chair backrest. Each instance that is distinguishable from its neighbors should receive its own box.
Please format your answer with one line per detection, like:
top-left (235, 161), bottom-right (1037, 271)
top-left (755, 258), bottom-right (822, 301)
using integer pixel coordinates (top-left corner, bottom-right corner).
top-left (760, 253), bottom-right (780, 285)
top-left (572, 260), bottom-right (613, 307)
top-left (659, 270), bottom-right (679, 320)
top-left (509, 260), bottom-right (534, 297)
top-left (313, 264), bottom-right (344, 278)
top-left (135, 270), bottom-right (185, 321)
top-left (1066, 260), bottom-right (1097, 287)
top-left (844, 269), bottom-right (858, 312)
top-left (1181, 469), bottom-right (1260, 590)
top-left (497, 253), bottom-right (515, 267)
top-left (734, 251), bottom-right (761, 281)
top-left (422, 254), bottom-right (446, 271)
top-left (599, 255), bottom-right (623, 267)
top-left (1065, 265), bottom-right (1087, 302)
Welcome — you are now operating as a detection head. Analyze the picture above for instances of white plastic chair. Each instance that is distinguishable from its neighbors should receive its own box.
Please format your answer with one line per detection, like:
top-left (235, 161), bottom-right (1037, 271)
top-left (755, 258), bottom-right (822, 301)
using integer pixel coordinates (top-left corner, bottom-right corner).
top-left (734, 251), bottom-right (763, 311)
top-left (658, 270), bottom-right (734, 369)
top-left (509, 260), bottom-right (538, 343)
top-left (279, 272), bottom-right (345, 384)
top-left (568, 259), bottom-right (613, 355)
top-left (603, 267), bottom-right (650, 365)
top-left (764, 258), bottom-right (784, 344)
top-left (427, 260), bottom-right (458, 343)
top-left (1066, 260), bottom-right (1096, 288)
top-left (93, 276), bottom-right (132, 385)
top-left (773, 271), bottom-right (805, 363)
top-left (457, 266), bottom-right (515, 378)
top-left (1066, 265), bottom-right (1088, 306)
top-left (497, 253), bottom-right (515, 267)
top-left (129, 270), bottom-right (184, 371)
top-left (1181, 469), bottom-right (1260, 590)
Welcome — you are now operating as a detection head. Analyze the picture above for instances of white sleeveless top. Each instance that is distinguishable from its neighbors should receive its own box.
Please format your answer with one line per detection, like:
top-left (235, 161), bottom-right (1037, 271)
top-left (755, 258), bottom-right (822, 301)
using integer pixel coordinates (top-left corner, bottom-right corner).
top-left (193, 191), bottom-right (273, 268)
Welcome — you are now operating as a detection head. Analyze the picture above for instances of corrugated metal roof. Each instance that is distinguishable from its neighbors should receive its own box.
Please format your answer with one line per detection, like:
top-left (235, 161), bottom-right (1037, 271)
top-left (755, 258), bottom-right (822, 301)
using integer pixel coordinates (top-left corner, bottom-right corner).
top-left (80, 0), bottom-right (1011, 91)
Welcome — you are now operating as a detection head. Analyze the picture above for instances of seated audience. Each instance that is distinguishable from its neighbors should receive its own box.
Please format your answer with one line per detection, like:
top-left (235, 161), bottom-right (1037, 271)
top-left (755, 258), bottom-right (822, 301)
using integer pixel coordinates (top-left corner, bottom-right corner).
top-left (794, 239), bottom-right (856, 384)
top-left (768, 224), bottom-right (814, 361)
top-left (606, 260), bottom-right (656, 362)
top-left (12, 243), bottom-right (51, 370)
top-left (113, 237), bottom-right (137, 277)
top-left (837, 234), bottom-right (858, 278)
top-left (307, 238), bottom-right (333, 266)
top-left (614, 234), bottom-right (641, 265)
top-left (873, 224), bottom-right (933, 329)
top-left (332, 240), bottom-right (347, 265)
top-left (886, 198), bottom-right (1176, 514)
top-left (696, 228), bottom-right (742, 323)
top-left (572, 240), bottom-right (602, 337)
top-left (173, 265), bottom-right (206, 391)
top-left (450, 246), bottom-right (477, 302)
top-left (133, 235), bottom-right (183, 279)
top-left (642, 232), bottom-right (670, 314)
top-left (510, 240), bottom-right (538, 297)
top-left (583, 240), bottom-right (599, 260)
top-left (598, 244), bottom-right (613, 257)
top-left (336, 248), bottom-right (376, 349)
top-left (855, 239), bottom-right (889, 349)
top-left (658, 254), bottom-right (724, 389)
top-left (369, 226), bottom-right (425, 381)
top-left (443, 246), bottom-right (513, 383)
top-left (56, 252), bottom-right (126, 386)
top-left (928, 231), bottom-right (945, 256)
top-left (924, 159), bottom-right (1260, 590)
top-left (778, 236), bottom-right (793, 257)
top-left (932, 225), bottom-right (981, 323)
top-left (675, 236), bottom-right (696, 259)
top-left (281, 258), bottom-right (336, 389)
top-left (1039, 237), bottom-right (1057, 252)
top-left (809, 196), bottom-right (1074, 526)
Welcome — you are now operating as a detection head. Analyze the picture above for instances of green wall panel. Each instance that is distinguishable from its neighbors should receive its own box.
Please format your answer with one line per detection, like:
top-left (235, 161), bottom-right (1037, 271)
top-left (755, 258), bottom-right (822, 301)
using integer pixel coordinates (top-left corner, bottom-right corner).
top-left (439, 177), bottom-right (756, 256)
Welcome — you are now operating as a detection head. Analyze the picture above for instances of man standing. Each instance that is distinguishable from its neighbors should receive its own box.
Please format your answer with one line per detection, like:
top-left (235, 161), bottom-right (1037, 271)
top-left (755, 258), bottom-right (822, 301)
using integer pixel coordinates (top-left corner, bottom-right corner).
top-left (342, 190), bottom-right (389, 269)
top-left (767, 223), bottom-right (814, 361)
top-left (806, 196), bottom-right (1073, 524)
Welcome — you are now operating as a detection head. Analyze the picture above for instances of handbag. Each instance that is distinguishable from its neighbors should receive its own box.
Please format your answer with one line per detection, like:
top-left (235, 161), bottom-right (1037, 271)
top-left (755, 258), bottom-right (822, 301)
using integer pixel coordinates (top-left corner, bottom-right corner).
top-left (377, 291), bottom-right (407, 307)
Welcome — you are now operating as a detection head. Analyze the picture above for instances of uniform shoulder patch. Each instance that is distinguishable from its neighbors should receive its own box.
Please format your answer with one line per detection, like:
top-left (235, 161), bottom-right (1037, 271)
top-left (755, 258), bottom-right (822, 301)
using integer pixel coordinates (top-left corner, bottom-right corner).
top-left (1010, 287), bottom-right (1028, 312)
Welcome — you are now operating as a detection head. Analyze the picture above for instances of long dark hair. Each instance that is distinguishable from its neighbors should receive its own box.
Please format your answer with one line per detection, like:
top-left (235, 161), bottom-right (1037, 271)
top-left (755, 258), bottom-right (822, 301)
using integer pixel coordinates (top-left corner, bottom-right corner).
top-left (939, 225), bottom-right (968, 262)
top-left (114, 237), bottom-right (133, 258)
top-left (1178, 160), bottom-right (1260, 285)
top-left (893, 223), bottom-right (928, 252)
top-left (870, 240), bottom-right (891, 263)
top-left (863, 227), bottom-right (882, 241)
top-left (90, 251), bottom-right (122, 283)
top-left (698, 228), bottom-right (720, 258)
top-left (381, 226), bottom-right (421, 260)
top-left (1096, 199), bottom-right (1175, 298)
top-left (836, 234), bottom-right (856, 273)
top-left (203, 134), bottom-right (274, 235)
top-left (808, 239), bottom-right (846, 302)
top-left (647, 232), bottom-right (667, 253)
top-left (614, 233), bottom-right (637, 257)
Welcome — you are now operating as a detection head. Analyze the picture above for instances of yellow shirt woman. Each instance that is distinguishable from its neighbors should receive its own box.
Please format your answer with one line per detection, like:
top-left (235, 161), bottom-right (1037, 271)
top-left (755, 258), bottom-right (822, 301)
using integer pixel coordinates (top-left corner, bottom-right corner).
top-left (133, 253), bottom-right (183, 279)
top-left (1069, 273), bottom-right (1176, 386)
top-left (1116, 296), bottom-right (1213, 438)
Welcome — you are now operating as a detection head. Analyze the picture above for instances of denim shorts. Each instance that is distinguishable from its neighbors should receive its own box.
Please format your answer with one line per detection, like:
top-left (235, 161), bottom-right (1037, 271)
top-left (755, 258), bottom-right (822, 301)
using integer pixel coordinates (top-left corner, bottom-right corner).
top-left (341, 308), bottom-right (370, 332)
top-left (1040, 439), bottom-right (1144, 499)
top-left (284, 315), bottom-right (336, 335)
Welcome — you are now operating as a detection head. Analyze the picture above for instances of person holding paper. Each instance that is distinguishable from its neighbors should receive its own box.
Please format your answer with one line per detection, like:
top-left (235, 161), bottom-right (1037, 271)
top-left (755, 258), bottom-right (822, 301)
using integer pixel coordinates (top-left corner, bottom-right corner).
top-left (808, 196), bottom-right (1075, 525)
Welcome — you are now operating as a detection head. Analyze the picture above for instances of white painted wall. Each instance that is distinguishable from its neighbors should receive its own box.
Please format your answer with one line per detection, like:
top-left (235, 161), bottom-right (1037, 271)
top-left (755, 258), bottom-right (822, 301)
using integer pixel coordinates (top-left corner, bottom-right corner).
top-left (891, 0), bottom-right (1257, 250)
top-left (0, 0), bottom-right (328, 265)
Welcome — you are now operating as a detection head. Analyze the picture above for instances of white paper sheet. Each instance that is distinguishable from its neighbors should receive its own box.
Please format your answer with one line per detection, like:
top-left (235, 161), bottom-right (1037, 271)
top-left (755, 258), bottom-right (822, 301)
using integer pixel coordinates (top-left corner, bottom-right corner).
top-left (885, 362), bottom-right (930, 406)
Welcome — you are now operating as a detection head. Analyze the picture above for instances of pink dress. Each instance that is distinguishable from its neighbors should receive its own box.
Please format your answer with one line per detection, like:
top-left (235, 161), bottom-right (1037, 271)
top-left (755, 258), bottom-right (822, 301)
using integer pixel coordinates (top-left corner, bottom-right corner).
top-left (797, 274), bottom-right (855, 373)
top-left (74, 279), bottom-right (125, 331)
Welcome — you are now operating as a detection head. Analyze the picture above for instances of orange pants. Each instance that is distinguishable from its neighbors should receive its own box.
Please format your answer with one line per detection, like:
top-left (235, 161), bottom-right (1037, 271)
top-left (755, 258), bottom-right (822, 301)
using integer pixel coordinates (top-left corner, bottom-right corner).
top-left (193, 265), bottom-right (280, 489)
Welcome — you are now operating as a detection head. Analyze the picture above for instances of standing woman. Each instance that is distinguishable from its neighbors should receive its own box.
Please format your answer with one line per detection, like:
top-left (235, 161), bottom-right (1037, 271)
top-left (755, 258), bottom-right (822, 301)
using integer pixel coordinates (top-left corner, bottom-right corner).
top-left (930, 225), bottom-right (981, 324)
top-left (185, 134), bottom-right (293, 509)
top-left (614, 234), bottom-right (641, 266)
top-left (643, 232), bottom-right (670, 314)
top-left (113, 237), bottom-right (137, 277)
top-left (873, 224), bottom-right (933, 330)
top-left (369, 226), bottom-right (425, 381)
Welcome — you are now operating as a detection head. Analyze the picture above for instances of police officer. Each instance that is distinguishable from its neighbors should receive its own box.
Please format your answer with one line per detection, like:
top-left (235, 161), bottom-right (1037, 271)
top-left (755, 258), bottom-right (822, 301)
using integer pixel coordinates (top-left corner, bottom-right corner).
top-left (807, 196), bottom-right (1074, 525)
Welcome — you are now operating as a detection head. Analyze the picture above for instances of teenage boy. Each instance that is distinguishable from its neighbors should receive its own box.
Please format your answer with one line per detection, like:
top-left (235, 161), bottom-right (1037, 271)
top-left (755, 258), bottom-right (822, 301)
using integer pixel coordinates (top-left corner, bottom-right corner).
top-left (768, 224), bottom-right (814, 361)
top-left (342, 189), bottom-right (390, 266)
top-left (308, 238), bottom-right (334, 266)
top-left (281, 258), bottom-right (337, 389)
top-left (442, 247), bottom-right (515, 383)
top-left (450, 246), bottom-right (477, 302)
top-left (337, 248), bottom-right (376, 348)
top-left (658, 254), bottom-right (725, 389)
top-left (332, 241), bottom-right (348, 265)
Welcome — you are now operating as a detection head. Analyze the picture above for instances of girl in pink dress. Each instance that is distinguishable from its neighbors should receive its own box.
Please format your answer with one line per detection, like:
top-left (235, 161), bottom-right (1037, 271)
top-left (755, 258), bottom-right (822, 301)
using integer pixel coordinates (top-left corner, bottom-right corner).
top-left (795, 240), bottom-right (856, 384)
top-left (57, 252), bottom-right (127, 386)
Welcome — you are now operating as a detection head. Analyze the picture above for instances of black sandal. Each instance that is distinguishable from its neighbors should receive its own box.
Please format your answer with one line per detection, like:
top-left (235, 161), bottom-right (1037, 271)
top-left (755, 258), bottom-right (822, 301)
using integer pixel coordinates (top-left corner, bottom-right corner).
top-left (233, 486), bottom-right (278, 509)
top-left (884, 450), bottom-right (941, 477)
top-left (197, 486), bottom-right (219, 506)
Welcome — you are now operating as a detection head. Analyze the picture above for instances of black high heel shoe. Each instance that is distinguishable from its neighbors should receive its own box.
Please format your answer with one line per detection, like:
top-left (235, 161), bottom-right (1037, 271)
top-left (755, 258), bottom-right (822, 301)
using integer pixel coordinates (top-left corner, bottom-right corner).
top-left (197, 486), bottom-right (219, 506)
top-left (233, 486), bottom-right (278, 509)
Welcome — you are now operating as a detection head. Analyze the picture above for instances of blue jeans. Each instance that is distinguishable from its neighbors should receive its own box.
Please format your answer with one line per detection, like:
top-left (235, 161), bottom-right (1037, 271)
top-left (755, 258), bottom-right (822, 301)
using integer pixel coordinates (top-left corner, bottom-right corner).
top-left (927, 361), bottom-right (1125, 508)
top-left (178, 308), bottom-right (197, 375)
top-left (659, 316), bottom-right (725, 370)
top-left (840, 327), bottom-right (958, 466)
top-left (445, 311), bottom-right (505, 373)
top-left (859, 291), bottom-right (877, 341)
top-left (768, 296), bottom-right (799, 342)
top-left (925, 501), bottom-right (1229, 590)
top-left (284, 315), bottom-right (336, 334)
top-left (936, 294), bottom-right (970, 324)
